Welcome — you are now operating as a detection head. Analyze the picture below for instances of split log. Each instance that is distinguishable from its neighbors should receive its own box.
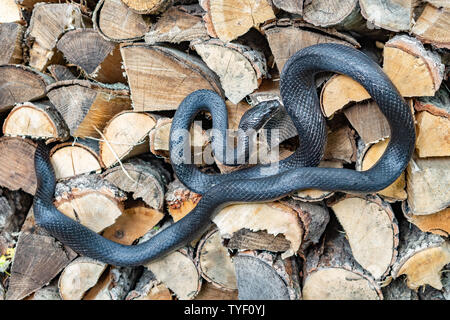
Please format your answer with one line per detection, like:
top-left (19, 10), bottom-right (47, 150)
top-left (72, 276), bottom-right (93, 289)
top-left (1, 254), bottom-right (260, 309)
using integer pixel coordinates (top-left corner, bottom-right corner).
top-left (233, 251), bottom-right (301, 300)
top-left (359, 0), bottom-right (416, 32)
top-left (103, 158), bottom-right (170, 210)
top-left (49, 139), bottom-right (103, 180)
top-left (323, 125), bottom-right (357, 164)
top-left (165, 179), bottom-right (202, 222)
top-left (272, 0), bottom-right (303, 15)
top-left (99, 111), bottom-right (156, 168)
top-left (121, 0), bottom-right (173, 14)
top-left (47, 65), bottom-right (77, 81)
top-left (263, 19), bottom-right (359, 72)
top-left (84, 266), bottom-right (140, 300)
top-left (418, 271), bottom-right (450, 300)
top-left (0, 64), bottom-right (53, 112)
top-left (6, 208), bottom-right (77, 300)
top-left (303, 0), bottom-right (359, 28)
top-left (0, 0), bottom-right (23, 23)
top-left (0, 23), bottom-right (24, 64)
top-left (58, 257), bottom-right (107, 300)
top-left (195, 228), bottom-right (237, 291)
top-left (0, 137), bottom-right (37, 195)
top-left (213, 201), bottom-right (303, 258)
top-left (148, 117), bottom-right (210, 165)
top-left (26, 3), bottom-right (84, 71)
top-left (357, 139), bottom-right (407, 201)
top-left (302, 228), bottom-right (383, 300)
top-left (47, 80), bottom-right (132, 138)
top-left (415, 86), bottom-right (450, 119)
top-left (145, 247), bottom-right (202, 300)
top-left (54, 174), bottom-right (127, 233)
top-left (329, 194), bottom-right (399, 279)
top-left (321, 35), bottom-right (444, 116)
top-left (403, 203), bottom-right (449, 237)
top-left (406, 155), bottom-right (450, 215)
top-left (145, 5), bottom-right (208, 45)
top-left (343, 100), bottom-right (390, 146)
top-left (192, 39), bottom-right (268, 104)
top-left (195, 281), bottom-right (238, 300)
top-left (3, 101), bottom-right (69, 142)
top-left (391, 220), bottom-right (450, 290)
top-left (93, 0), bottom-right (151, 42)
top-left (57, 29), bottom-right (126, 84)
top-left (200, 0), bottom-right (275, 42)
top-left (120, 43), bottom-right (222, 111)
top-left (102, 200), bottom-right (165, 245)
top-left (415, 111), bottom-right (450, 157)
top-left (126, 269), bottom-right (172, 300)
top-left (412, 3), bottom-right (450, 49)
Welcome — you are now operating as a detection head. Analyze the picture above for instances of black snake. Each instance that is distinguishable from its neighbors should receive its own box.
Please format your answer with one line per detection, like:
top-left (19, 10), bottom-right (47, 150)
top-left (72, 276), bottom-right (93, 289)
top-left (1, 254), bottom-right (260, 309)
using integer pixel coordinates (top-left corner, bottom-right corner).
top-left (33, 44), bottom-right (415, 266)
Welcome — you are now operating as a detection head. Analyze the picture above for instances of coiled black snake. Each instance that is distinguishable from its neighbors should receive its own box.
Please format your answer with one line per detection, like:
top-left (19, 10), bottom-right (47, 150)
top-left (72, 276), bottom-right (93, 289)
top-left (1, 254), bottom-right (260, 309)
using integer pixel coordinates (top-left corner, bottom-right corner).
top-left (33, 44), bottom-right (415, 266)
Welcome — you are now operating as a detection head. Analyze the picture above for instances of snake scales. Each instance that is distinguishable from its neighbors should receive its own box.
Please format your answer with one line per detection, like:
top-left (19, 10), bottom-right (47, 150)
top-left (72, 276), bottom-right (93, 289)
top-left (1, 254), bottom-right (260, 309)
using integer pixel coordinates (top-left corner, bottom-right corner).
top-left (33, 44), bottom-right (415, 266)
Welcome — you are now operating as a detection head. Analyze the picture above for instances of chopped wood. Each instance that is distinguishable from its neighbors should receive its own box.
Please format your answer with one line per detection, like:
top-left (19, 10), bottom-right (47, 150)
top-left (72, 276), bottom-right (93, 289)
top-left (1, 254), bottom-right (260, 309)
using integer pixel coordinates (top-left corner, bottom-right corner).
top-left (357, 138), bottom-right (407, 201)
top-left (145, 5), bottom-right (208, 44)
top-left (272, 0), bottom-right (303, 15)
top-left (145, 247), bottom-right (202, 300)
top-left (323, 125), bottom-right (357, 164)
top-left (415, 86), bottom-right (450, 118)
top-left (321, 35), bottom-right (444, 116)
top-left (121, 0), bottom-right (173, 14)
top-left (93, 0), bottom-right (151, 42)
top-left (382, 277), bottom-right (419, 300)
top-left (99, 111), bottom-right (156, 168)
top-left (406, 155), bottom-right (450, 215)
top-left (192, 39), bottom-right (268, 104)
top-left (84, 266), bottom-right (140, 300)
top-left (26, 3), bottom-right (84, 71)
top-left (126, 269), bottom-right (173, 300)
top-left (415, 111), bottom-right (450, 157)
top-left (0, 64), bottom-right (53, 112)
top-left (343, 100), bottom-right (390, 146)
top-left (403, 203), bottom-right (450, 237)
top-left (329, 194), bottom-right (399, 279)
top-left (213, 201), bottom-right (303, 258)
top-left (200, 0), bottom-right (275, 42)
top-left (412, 3), bottom-right (450, 49)
top-left (47, 80), bottom-right (132, 138)
top-left (303, 0), bottom-right (359, 28)
top-left (391, 220), bottom-right (450, 290)
top-left (165, 179), bottom-right (202, 222)
top-left (233, 251), bottom-right (301, 300)
top-left (102, 201), bottom-right (165, 245)
top-left (49, 139), bottom-right (103, 180)
top-left (120, 43), bottom-right (222, 111)
top-left (359, 0), bottom-right (416, 32)
top-left (54, 174), bottom-right (126, 233)
top-left (6, 208), bottom-right (77, 300)
top-left (3, 101), bottom-right (69, 142)
top-left (195, 281), bottom-right (238, 300)
top-left (0, 137), bottom-right (37, 195)
top-left (0, 23), bottom-right (24, 64)
top-left (417, 271), bottom-right (449, 300)
top-left (0, 0), bottom-right (23, 23)
top-left (47, 65), bottom-right (76, 81)
top-left (302, 228), bottom-right (383, 300)
top-left (103, 158), bottom-right (170, 210)
top-left (24, 280), bottom-right (61, 300)
top-left (226, 229), bottom-right (291, 253)
top-left (57, 28), bottom-right (126, 84)
top-left (195, 228), bottom-right (237, 291)
top-left (58, 257), bottom-right (107, 300)
top-left (263, 20), bottom-right (358, 72)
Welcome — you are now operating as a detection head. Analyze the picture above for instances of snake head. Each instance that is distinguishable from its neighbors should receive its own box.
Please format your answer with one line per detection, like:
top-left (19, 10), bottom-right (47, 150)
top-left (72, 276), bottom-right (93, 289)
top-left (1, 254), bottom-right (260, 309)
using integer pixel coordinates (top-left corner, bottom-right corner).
top-left (238, 100), bottom-right (282, 132)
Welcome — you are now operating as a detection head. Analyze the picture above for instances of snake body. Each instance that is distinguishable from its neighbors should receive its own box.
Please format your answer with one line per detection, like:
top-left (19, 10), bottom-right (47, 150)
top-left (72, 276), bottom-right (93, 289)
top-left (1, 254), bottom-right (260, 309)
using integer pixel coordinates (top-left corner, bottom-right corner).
top-left (33, 44), bottom-right (415, 267)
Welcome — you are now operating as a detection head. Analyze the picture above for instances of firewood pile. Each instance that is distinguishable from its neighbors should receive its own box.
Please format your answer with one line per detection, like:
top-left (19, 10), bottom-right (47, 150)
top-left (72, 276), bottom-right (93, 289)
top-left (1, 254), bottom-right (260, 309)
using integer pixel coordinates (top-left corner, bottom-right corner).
top-left (0, 0), bottom-right (449, 300)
